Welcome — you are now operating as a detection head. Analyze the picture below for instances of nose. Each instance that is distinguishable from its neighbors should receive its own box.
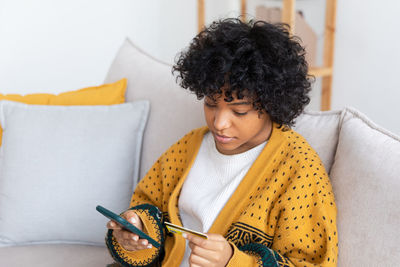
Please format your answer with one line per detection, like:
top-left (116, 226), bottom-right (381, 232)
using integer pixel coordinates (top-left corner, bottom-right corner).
top-left (213, 109), bottom-right (231, 131)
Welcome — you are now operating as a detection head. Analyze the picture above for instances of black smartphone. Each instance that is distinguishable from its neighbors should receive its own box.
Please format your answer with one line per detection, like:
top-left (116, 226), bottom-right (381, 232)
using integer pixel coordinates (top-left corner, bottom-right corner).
top-left (96, 205), bottom-right (160, 248)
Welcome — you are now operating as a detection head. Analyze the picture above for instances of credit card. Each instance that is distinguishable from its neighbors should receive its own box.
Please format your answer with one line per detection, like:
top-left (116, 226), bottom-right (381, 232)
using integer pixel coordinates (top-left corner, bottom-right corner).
top-left (164, 222), bottom-right (208, 239)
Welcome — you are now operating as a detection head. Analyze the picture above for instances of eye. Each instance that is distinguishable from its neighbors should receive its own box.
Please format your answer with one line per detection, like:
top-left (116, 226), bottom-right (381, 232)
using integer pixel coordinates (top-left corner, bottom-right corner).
top-left (234, 111), bottom-right (248, 116)
top-left (205, 102), bottom-right (216, 108)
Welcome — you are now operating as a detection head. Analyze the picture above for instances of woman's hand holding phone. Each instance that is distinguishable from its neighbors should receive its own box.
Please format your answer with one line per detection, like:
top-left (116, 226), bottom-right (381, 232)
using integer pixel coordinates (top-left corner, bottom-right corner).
top-left (106, 210), bottom-right (152, 251)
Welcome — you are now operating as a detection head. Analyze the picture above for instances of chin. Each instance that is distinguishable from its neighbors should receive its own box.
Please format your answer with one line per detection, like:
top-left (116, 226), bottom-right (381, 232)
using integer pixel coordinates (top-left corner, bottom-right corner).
top-left (216, 143), bottom-right (239, 154)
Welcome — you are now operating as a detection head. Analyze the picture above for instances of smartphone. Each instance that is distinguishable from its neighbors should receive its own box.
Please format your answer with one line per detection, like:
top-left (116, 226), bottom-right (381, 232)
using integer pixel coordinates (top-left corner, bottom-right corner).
top-left (96, 205), bottom-right (160, 248)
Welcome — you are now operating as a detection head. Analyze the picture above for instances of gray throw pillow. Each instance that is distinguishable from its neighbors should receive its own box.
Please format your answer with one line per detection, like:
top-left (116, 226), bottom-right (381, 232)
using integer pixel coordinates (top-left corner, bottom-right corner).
top-left (0, 100), bottom-right (149, 246)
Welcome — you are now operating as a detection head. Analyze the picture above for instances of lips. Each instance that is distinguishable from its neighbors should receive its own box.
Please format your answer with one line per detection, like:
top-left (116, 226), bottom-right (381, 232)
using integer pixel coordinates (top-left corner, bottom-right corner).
top-left (214, 133), bottom-right (235, 144)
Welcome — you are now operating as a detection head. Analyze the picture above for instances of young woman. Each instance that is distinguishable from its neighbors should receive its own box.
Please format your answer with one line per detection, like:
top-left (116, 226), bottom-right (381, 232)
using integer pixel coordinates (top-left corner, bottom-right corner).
top-left (105, 18), bottom-right (338, 267)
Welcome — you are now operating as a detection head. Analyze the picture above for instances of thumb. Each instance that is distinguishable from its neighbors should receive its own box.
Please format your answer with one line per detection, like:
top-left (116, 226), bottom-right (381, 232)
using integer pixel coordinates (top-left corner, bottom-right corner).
top-left (205, 233), bottom-right (226, 241)
top-left (122, 210), bottom-right (143, 230)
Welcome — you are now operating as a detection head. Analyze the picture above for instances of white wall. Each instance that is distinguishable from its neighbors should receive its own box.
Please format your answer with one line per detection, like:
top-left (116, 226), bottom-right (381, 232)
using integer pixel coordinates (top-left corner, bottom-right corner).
top-left (1, 0), bottom-right (399, 134)
top-left (332, 0), bottom-right (400, 134)
top-left (0, 0), bottom-right (163, 94)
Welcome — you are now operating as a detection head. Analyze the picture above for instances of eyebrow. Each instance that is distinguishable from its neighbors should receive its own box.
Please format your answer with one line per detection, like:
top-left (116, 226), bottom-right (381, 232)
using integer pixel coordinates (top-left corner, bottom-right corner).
top-left (227, 102), bottom-right (252, 106)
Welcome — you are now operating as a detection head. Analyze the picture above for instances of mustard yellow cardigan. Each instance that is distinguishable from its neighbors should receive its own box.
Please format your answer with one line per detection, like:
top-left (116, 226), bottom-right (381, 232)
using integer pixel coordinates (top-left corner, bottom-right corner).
top-left (106, 124), bottom-right (338, 266)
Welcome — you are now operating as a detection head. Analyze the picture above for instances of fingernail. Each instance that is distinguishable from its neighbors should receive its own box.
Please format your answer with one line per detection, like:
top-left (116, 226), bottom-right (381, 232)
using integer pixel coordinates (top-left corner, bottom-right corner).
top-left (130, 218), bottom-right (136, 224)
top-left (182, 233), bottom-right (187, 239)
top-left (110, 222), bottom-right (114, 227)
top-left (133, 236), bottom-right (138, 241)
top-left (142, 241), bottom-right (147, 245)
top-left (147, 244), bottom-right (152, 249)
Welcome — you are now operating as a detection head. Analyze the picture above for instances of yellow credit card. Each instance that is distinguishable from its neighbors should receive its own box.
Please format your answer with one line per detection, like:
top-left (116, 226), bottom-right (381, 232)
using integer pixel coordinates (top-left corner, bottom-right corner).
top-left (164, 222), bottom-right (208, 239)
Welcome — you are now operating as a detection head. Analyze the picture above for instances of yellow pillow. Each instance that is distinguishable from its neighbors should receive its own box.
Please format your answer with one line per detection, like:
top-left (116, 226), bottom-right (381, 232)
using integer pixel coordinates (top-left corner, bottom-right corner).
top-left (0, 78), bottom-right (127, 145)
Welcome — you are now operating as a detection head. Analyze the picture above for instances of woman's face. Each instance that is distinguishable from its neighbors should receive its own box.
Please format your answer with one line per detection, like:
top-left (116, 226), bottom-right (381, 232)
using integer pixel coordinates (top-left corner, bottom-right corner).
top-left (204, 90), bottom-right (273, 155)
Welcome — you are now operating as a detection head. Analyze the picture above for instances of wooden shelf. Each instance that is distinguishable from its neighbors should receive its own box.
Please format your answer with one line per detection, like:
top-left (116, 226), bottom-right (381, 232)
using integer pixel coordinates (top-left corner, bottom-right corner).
top-left (282, 0), bottom-right (296, 34)
top-left (197, 0), bottom-right (205, 33)
top-left (309, 67), bottom-right (333, 77)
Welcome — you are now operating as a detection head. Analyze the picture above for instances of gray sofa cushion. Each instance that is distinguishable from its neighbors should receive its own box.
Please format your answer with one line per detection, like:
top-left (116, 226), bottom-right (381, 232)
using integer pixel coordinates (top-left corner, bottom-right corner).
top-left (329, 107), bottom-right (400, 266)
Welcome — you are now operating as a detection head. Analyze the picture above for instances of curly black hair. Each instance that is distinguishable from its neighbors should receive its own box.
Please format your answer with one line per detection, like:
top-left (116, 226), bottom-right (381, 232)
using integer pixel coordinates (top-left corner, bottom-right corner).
top-left (173, 18), bottom-right (313, 127)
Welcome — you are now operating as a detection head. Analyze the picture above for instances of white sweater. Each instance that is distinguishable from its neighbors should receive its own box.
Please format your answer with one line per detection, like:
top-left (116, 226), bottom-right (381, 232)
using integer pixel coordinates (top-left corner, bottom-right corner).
top-left (178, 132), bottom-right (266, 266)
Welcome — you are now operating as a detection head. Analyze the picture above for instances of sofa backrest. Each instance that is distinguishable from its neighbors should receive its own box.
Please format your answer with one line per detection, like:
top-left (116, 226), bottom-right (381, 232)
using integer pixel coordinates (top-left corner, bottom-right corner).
top-left (329, 107), bottom-right (400, 266)
top-left (293, 109), bottom-right (341, 174)
top-left (295, 107), bottom-right (400, 265)
top-left (105, 39), bottom-right (204, 181)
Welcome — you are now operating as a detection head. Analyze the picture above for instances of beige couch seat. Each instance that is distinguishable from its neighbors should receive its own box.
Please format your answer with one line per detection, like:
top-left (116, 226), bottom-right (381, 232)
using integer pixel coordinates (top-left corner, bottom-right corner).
top-left (0, 245), bottom-right (111, 267)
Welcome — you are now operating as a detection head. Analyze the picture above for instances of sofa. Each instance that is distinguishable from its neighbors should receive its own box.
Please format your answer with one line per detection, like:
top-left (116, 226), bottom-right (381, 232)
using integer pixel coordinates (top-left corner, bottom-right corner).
top-left (0, 38), bottom-right (399, 267)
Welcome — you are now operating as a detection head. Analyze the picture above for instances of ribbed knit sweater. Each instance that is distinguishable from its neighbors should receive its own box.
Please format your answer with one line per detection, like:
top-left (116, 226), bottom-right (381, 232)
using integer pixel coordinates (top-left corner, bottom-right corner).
top-left (179, 132), bottom-right (267, 266)
top-left (105, 123), bottom-right (338, 267)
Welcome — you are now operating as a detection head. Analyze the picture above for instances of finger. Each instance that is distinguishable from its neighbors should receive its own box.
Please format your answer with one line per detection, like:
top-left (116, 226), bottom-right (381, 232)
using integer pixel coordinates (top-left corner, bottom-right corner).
top-left (121, 244), bottom-right (137, 251)
top-left (122, 242), bottom-right (149, 251)
top-left (186, 234), bottom-right (225, 251)
top-left (112, 230), bottom-right (130, 245)
top-left (122, 230), bottom-right (136, 240)
top-left (189, 243), bottom-right (215, 259)
top-left (124, 231), bottom-right (139, 242)
top-left (121, 211), bottom-right (143, 230)
top-left (136, 244), bottom-right (153, 250)
top-left (127, 239), bottom-right (153, 250)
top-left (117, 229), bottom-right (139, 245)
top-left (138, 238), bottom-right (149, 247)
top-left (112, 229), bottom-right (127, 241)
top-left (189, 253), bottom-right (212, 266)
top-left (131, 234), bottom-right (139, 241)
top-left (126, 212), bottom-right (139, 225)
top-left (184, 233), bottom-right (208, 248)
top-left (106, 220), bottom-right (122, 230)
top-left (117, 237), bottom-right (138, 251)
top-left (120, 229), bottom-right (150, 247)
top-left (204, 233), bottom-right (226, 241)
top-left (111, 230), bottom-right (146, 251)
top-left (127, 237), bottom-right (149, 247)
top-left (120, 236), bottom-right (152, 251)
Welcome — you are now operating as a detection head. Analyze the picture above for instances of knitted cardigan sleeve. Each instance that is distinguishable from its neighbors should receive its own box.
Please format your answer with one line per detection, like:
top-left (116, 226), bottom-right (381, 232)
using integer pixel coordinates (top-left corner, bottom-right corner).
top-left (105, 154), bottom-right (167, 267)
top-left (105, 129), bottom-right (200, 266)
top-left (105, 203), bottom-right (165, 267)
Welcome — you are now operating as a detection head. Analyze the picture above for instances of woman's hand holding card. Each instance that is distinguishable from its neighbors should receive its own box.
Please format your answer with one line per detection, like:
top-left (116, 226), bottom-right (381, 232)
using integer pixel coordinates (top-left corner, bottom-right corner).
top-left (184, 233), bottom-right (233, 267)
